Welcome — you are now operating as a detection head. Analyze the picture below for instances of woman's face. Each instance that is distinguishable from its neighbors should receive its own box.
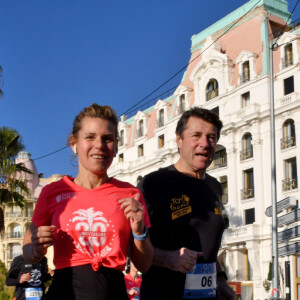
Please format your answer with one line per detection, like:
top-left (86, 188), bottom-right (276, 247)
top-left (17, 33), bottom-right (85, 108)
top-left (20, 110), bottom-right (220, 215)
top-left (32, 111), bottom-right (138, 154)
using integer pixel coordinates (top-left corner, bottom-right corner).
top-left (73, 117), bottom-right (117, 177)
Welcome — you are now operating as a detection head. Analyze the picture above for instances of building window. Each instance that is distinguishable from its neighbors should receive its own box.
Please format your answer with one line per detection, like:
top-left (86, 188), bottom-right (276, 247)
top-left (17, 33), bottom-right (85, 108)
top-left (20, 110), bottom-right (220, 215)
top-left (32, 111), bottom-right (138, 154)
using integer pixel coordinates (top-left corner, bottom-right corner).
top-left (282, 157), bottom-right (297, 191)
top-left (157, 109), bottom-right (164, 128)
top-left (284, 76), bottom-right (294, 95)
top-left (178, 94), bottom-right (185, 115)
top-left (138, 144), bottom-right (144, 157)
top-left (240, 61), bottom-right (250, 84)
top-left (158, 135), bottom-right (164, 149)
top-left (281, 119), bottom-right (296, 149)
top-left (208, 148), bottom-right (227, 170)
top-left (241, 168), bottom-right (254, 200)
top-left (119, 153), bottom-right (124, 162)
top-left (206, 79), bottom-right (218, 101)
top-left (119, 130), bottom-right (124, 147)
top-left (137, 120), bottom-right (144, 138)
top-left (241, 92), bottom-right (250, 108)
top-left (282, 43), bottom-right (293, 69)
top-left (220, 176), bottom-right (228, 205)
top-left (245, 208), bottom-right (255, 225)
top-left (240, 133), bottom-right (253, 161)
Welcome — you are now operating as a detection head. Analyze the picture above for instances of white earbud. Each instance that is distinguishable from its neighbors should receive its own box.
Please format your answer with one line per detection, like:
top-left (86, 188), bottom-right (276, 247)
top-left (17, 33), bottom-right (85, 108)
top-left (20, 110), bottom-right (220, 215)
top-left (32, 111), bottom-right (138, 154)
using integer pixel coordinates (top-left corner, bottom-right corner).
top-left (73, 144), bottom-right (77, 154)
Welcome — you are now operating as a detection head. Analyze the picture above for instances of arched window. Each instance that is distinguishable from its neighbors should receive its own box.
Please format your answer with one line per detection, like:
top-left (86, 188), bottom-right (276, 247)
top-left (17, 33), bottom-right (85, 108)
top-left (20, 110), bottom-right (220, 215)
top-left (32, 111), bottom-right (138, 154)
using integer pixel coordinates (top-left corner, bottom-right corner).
top-left (281, 119), bottom-right (296, 149)
top-left (206, 79), bottom-right (218, 101)
top-left (240, 133), bottom-right (253, 160)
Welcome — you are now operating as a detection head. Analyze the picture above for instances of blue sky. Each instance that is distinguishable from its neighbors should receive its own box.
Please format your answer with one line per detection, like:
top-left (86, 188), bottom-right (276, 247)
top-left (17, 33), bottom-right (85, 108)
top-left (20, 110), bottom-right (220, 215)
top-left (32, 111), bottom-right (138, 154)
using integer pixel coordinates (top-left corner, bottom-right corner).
top-left (1, 0), bottom-right (299, 178)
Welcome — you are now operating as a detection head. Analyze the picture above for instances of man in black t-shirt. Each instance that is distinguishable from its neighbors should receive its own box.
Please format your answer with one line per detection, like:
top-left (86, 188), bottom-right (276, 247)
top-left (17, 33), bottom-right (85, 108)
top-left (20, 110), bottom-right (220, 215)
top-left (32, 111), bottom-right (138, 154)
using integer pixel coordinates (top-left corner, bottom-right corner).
top-left (6, 255), bottom-right (51, 300)
top-left (139, 108), bottom-right (234, 300)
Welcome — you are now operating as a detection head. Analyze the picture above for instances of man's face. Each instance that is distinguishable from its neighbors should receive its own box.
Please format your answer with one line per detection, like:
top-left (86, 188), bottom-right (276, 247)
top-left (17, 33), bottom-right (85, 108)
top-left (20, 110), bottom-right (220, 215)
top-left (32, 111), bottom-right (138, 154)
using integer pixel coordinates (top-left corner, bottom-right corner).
top-left (176, 116), bottom-right (218, 176)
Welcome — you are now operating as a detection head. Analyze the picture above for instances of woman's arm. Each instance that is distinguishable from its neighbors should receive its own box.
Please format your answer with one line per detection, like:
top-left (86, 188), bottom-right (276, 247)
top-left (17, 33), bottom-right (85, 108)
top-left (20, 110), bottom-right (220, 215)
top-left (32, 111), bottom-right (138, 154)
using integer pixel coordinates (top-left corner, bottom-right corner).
top-left (119, 193), bottom-right (154, 273)
top-left (23, 222), bottom-right (56, 263)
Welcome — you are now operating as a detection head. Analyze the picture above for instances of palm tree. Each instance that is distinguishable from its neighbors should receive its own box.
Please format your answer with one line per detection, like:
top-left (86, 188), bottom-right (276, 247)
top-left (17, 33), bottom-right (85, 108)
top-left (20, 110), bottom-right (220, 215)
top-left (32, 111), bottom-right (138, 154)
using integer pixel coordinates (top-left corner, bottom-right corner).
top-left (0, 127), bottom-right (32, 231)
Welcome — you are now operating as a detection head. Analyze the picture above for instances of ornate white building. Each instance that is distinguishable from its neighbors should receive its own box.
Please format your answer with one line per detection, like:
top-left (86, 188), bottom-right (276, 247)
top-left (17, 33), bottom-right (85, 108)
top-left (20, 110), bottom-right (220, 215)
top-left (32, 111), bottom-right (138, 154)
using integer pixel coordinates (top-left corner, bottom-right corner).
top-left (0, 151), bottom-right (61, 271)
top-left (109, 0), bottom-right (300, 299)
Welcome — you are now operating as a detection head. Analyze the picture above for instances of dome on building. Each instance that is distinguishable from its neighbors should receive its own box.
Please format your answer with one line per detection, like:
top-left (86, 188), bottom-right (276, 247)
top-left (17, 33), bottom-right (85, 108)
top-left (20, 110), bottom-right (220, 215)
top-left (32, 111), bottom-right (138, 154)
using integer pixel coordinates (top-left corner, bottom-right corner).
top-left (15, 150), bottom-right (39, 192)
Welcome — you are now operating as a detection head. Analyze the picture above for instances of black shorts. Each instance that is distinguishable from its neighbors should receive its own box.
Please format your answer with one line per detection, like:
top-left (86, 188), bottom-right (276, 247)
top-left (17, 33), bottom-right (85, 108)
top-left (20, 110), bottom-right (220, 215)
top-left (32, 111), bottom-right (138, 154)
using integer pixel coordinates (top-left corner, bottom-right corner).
top-left (45, 264), bottom-right (129, 300)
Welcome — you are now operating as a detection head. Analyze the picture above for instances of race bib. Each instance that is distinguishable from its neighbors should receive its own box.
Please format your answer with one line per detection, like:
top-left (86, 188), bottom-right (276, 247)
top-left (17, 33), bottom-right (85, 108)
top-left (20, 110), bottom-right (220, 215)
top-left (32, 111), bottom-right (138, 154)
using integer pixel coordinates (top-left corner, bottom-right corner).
top-left (25, 287), bottom-right (43, 300)
top-left (183, 263), bottom-right (216, 299)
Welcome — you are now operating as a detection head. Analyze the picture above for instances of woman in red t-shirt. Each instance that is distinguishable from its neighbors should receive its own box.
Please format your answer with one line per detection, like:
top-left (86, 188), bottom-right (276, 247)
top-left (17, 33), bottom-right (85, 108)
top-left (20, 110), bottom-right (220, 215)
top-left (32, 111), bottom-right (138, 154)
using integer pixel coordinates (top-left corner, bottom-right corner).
top-left (23, 103), bottom-right (153, 300)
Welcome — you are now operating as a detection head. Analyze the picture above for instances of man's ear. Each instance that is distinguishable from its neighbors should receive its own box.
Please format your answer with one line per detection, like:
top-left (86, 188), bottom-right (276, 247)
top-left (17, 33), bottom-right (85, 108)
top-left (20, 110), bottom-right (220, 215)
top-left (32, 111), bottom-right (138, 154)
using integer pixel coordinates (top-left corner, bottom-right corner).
top-left (176, 134), bottom-right (182, 151)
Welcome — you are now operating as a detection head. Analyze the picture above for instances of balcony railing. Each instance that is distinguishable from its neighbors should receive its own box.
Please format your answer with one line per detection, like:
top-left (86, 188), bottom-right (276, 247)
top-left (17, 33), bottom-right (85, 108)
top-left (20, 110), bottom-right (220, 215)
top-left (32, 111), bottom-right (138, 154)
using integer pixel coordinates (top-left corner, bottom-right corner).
top-left (282, 177), bottom-right (298, 191)
top-left (157, 118), bottom-right (164, 128)
top-left (6, 232), bottom-right (23, 239)
top-left (207, 156), bottom-right (227, 171)
top-left (5, 212), bottom-right (22, 218)
top-left (241, 187), bottom-right (254, 200)
top-left (281, 136), bottom-right (296, 150)
top-left (239, 71), bottom-right (250, 84)
top-left (136, 128), bottom-right (144, 138)
top-left (281, 55), bottom-right (293, 69)
top-left (240, 147), bottom-right (253, 161)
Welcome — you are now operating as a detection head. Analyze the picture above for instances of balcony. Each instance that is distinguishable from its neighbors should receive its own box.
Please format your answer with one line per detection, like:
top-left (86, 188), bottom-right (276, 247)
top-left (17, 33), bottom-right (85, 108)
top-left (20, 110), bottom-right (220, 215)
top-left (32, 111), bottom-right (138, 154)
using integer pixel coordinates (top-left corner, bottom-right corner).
top-left (240, 147), bottom-right (253, 161)
top-left (281, 55), bottom-right (293, 69)
top-left (157, 118), bottom-right (164, 128)
top-left (239, 71), bottom-right (250, 84)
top-left (207, 156), bottom-right (227, 171)
top-left (136, 128), bottom-right (144, 139)
top-left (6, 232), bottom-right (23, 239)
top-left (281, 136), bottom-right (296, 150)
top-left (241, 187), bottom-right (254, 200)
top-left (5, 212), bottom-right (22, 218)
top-left (282, 177), bottom-right (298, 191)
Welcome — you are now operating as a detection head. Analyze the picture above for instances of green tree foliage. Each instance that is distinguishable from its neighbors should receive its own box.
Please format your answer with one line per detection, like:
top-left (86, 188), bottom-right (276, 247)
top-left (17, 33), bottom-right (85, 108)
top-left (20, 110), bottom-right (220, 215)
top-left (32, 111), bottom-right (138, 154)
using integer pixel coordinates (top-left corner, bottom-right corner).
top-left (0, 127), bottom-right (33, 231)
top-left (0, 260), bottom-right (15, 300)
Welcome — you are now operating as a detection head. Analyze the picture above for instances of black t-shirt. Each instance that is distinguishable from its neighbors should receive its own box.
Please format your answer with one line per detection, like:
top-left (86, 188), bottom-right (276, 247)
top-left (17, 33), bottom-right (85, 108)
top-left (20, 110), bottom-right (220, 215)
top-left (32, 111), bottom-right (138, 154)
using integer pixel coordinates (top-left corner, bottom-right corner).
top-left (5, 255), bottom-right (51, 300)
top-left (138, 165), bottom-right (225, 300)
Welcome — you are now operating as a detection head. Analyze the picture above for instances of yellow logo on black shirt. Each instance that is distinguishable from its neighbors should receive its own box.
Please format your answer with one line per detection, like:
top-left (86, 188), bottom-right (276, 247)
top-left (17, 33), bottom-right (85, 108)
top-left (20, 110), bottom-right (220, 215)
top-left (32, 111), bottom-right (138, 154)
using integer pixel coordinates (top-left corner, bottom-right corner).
top-left (170, 195), bottom-right (192, 220)
top-left (214, 206), bottom-right (222, 216)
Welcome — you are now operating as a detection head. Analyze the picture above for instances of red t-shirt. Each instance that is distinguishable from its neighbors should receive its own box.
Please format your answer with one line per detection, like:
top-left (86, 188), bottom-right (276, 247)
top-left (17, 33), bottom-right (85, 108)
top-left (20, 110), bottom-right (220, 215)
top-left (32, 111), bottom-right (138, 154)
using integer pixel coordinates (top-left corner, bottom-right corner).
top-left (32, 176), bottom-right (150, 272)
top-left (124, 273), bottom-right (142, 300)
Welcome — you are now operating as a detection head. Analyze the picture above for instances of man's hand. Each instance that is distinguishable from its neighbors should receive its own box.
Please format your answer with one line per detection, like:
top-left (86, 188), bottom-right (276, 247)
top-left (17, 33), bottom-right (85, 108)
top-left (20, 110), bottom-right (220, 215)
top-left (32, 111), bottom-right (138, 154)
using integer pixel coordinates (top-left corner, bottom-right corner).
top-left (19, 272), bottom-right (31, 284)
top-left (165, 247), bottom-right (203, 273)
top-left (217, 277), bottom-right (235, 300)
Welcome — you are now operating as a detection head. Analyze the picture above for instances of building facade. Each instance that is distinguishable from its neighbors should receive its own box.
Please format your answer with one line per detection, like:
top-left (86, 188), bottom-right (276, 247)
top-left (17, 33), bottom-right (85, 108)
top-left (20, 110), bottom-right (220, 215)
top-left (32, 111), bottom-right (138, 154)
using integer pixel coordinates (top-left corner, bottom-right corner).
top-left (0, 151), bottom-right (61, 271)
top-left (109, 0), bottom-right (300, 299)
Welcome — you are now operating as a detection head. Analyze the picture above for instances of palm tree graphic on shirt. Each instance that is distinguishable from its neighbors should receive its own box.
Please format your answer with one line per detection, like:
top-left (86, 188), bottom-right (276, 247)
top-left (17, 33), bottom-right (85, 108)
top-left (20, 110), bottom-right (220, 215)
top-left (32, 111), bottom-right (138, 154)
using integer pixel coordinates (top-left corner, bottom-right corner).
top-left (72, 207), bottom-right (108, 254)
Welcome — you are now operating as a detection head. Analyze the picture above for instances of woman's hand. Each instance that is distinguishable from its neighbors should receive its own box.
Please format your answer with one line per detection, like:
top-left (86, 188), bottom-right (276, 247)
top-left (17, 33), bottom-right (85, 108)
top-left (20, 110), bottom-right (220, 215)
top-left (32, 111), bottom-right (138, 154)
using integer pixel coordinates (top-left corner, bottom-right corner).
top-left (19, 272), bottom-right (31, 284)
top-left (30, 225), bottom-right (56, 260)
top-left (119, 193), bottom-right (144, 235)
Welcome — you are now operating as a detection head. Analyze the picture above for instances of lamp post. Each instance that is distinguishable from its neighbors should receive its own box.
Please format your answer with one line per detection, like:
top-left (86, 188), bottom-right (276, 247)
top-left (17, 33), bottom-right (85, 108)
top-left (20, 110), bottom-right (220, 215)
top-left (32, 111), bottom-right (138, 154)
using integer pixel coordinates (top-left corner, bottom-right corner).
top-left (269, 39), bottom-right (279, 299)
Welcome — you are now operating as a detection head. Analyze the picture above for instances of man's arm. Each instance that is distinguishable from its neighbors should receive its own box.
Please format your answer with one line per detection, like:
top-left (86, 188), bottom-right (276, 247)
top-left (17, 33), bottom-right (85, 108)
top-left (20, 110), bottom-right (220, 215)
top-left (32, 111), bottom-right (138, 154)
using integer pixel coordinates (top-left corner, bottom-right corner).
top-left (5, 257), bottom-right (21, 286)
